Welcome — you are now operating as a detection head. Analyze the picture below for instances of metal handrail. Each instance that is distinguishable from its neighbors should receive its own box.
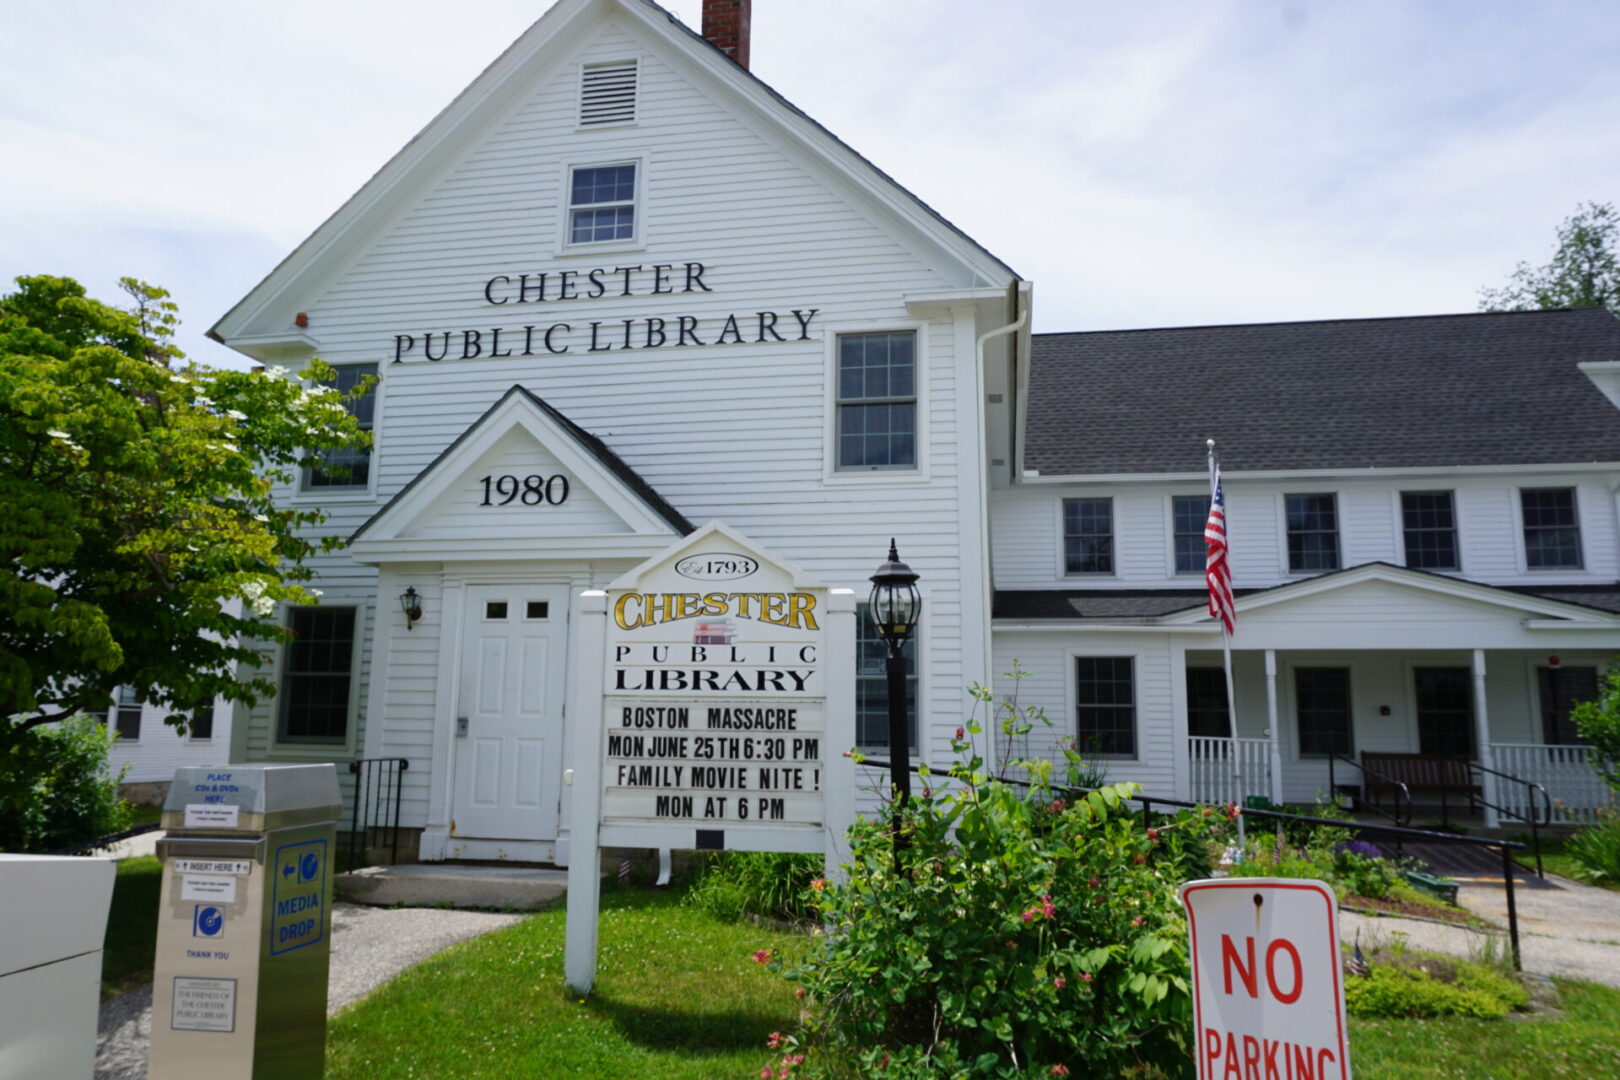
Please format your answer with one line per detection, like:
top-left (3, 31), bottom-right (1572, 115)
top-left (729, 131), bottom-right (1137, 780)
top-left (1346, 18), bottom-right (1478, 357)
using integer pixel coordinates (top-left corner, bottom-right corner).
top-left (1327, 752), bottom-right (1414, 827)
top-left (347, 756), bottom-right (410, 868)
top-left (854, 757), bottom-right (1530, 970)
top-left (1464, 760), bottom-right (1553, 878)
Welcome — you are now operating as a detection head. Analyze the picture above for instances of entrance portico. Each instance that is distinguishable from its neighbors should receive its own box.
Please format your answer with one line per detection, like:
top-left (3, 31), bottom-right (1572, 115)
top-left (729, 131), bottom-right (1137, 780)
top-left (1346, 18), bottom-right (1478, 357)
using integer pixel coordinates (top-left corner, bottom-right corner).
top-left (1164, 565), bottom-right (1620, 824)
top-left (347, 386), bottom-right (695, 863)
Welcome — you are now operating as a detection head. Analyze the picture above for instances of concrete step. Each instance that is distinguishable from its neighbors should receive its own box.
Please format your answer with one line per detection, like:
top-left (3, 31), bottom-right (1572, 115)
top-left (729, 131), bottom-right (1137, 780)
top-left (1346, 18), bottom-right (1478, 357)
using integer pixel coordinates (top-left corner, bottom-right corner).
top-left (336, 864), bottom-right (569, 910)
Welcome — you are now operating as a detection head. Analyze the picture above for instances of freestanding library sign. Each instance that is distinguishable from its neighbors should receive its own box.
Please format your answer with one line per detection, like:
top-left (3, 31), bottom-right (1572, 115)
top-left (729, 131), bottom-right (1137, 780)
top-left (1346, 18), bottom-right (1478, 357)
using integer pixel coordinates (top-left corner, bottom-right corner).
top-left (565, 521), bottom-right (856, 992)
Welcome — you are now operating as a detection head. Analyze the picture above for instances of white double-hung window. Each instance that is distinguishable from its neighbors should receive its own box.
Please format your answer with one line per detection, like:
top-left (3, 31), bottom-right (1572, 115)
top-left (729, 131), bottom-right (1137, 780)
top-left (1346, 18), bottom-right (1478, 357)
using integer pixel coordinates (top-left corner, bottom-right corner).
top-left (568, 163), bottom-right (637, 245)
top-left (836, 331), bottom-right (917, 471)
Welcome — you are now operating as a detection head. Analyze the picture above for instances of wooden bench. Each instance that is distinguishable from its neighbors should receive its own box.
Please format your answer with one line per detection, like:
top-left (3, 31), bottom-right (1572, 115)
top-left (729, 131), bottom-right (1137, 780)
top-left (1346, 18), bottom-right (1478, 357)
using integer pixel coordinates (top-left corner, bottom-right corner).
top-left (1359, 753), bottom-right (1481, 821)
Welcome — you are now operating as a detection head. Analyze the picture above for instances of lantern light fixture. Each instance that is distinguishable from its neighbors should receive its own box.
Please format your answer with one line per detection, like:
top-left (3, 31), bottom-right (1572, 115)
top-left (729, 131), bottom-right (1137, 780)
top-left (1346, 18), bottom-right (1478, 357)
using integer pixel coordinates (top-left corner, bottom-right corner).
top-left (400, 586), bottom-right (423, 630)
top-left (867, 539), bottom-right (921, 651)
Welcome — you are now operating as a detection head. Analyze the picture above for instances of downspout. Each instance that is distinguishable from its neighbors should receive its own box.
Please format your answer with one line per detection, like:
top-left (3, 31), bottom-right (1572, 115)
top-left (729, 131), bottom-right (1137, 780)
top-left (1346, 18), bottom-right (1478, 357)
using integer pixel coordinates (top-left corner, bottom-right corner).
top-left (975, 280), bottom-right (1028, 779)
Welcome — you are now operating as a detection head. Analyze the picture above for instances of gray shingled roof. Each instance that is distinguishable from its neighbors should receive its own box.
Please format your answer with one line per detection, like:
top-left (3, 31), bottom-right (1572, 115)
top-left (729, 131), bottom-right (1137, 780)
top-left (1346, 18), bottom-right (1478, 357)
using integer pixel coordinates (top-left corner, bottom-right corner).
top-left (1026, 307), bottom-right (1620, 476)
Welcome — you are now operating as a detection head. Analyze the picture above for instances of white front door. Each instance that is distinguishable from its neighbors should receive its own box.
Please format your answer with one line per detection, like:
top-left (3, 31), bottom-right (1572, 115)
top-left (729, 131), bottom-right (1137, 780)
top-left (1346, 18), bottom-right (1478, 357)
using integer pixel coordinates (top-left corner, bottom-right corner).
top-left (451, 586), bottom-right (568, 841)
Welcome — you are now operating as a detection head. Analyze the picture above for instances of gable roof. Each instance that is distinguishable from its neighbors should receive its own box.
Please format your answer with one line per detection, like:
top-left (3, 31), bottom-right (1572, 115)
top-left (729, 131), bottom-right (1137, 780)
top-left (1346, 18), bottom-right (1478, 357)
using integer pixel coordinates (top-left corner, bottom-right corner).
top-left (350, 384), bottom-right (692, 547)
top-left (210, 0), bottom-right (1014, 351)
top-left (994, 562), bottom-right (1620, 624)
top-left (1024, 307), bottom-right (1620, 477)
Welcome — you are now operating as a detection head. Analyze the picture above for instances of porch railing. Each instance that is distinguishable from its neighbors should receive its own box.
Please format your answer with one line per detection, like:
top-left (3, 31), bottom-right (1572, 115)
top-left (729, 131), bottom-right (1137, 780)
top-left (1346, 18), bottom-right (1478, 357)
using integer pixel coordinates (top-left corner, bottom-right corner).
top-left (1188, 736), bottom-right (1272, 806)
top-left (347, 756), bottom-right (410, 868)
top-left (1490, 743), bottom-right (1614, 825)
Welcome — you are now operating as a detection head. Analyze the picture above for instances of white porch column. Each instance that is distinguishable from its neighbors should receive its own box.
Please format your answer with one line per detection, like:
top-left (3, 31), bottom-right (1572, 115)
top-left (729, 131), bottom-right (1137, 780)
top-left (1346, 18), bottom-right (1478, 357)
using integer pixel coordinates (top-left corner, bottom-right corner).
top-left (1473, 649), bottom-right (1499, 828)
top-left (1265, 650), bottom-right (1283, 804)
top-left (1170, 637), bottom-right (1192, 802)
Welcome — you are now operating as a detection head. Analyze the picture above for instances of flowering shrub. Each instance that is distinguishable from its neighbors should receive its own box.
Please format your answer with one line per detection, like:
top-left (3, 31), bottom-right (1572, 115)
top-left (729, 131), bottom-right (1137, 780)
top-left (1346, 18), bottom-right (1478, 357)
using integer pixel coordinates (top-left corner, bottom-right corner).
top-left (766, 683), bottom-right (1213, 1079)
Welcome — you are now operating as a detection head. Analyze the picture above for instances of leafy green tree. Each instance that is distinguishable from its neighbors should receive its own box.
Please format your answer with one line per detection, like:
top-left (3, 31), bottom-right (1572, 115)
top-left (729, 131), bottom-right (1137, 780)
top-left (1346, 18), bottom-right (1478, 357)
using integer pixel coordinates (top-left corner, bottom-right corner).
top-left (0, 274), bottom-right (370, 747)
top-left (1480, 201), bottom-right (1620, 313)
top-left (1569, 662), bottom-right (1620, 793)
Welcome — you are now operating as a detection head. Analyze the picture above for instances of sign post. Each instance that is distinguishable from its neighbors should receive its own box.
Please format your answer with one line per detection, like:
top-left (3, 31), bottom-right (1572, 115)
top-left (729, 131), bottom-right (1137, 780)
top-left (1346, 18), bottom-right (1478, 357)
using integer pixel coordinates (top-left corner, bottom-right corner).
top-left (565, 521), bottom-right (854, 993)
top-left (1180, 878), bottom-right (1351, 1080)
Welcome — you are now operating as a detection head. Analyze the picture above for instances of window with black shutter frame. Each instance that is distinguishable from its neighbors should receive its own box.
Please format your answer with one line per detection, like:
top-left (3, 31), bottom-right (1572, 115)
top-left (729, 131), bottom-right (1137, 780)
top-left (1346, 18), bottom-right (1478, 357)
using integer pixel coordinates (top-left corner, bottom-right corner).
top-left (855, 603), bottom-right (917, 749)
top-left (190, 702), bottom-right (215, 741)
top-left (1186, 667), bottom-right (1231, 738)
top-left (306, 364), bottom-right (376, 489)
top-left (278, 607), bottom-right (357, 745)
top-left (1521, 488), bottom-right (1582, 569)
top-left (1075, 656), bottom-right (1135, 757)
top-left (1063, 497), bottom-right (1114, 575)
top-left (1285, 494), bottom-right (1339, 572)
top-left (1414, 667), bottom-right (1473, 756)
top-left (1401, 491), bottom-right (1459, 571)
top-left (1173, 495), bottom-right (1210, 575)
top-left (1295, 668), bottom-right (1351, 756)
top-left (1537, 665), bottom-right (1597, 745)
top-left (114, 685), bottom-right (142, 741)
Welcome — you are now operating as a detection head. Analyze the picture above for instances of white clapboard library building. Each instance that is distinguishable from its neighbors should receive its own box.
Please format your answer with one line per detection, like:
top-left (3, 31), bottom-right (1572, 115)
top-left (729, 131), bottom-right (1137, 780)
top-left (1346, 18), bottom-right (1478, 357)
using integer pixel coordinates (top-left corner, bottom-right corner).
top-left (211, 0), bottom-right (1620, 863)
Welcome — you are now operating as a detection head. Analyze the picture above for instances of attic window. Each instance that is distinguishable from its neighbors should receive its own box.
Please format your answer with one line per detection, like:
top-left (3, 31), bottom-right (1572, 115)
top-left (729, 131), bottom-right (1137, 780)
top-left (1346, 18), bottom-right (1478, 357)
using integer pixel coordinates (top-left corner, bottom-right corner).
top-left (580, 60), bottom-right (637, 126)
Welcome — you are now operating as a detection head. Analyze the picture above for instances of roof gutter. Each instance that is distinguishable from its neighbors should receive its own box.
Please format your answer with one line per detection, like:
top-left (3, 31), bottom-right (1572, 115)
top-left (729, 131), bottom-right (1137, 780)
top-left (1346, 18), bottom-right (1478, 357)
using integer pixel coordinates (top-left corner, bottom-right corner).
top-left (974, 280), bottom-right (1028, 778)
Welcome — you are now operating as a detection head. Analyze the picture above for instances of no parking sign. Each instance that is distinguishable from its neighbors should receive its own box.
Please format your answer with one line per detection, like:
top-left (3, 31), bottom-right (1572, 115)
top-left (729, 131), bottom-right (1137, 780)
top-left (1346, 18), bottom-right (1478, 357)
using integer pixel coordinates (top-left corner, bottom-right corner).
top-left (1180, 878), bottom-right (1350, 1080)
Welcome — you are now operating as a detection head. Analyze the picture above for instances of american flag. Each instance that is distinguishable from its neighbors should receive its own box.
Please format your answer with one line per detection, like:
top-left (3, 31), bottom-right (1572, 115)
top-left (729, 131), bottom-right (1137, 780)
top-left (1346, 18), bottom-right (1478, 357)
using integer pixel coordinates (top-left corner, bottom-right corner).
top-left (1205, 466), bottom-right (1236, 635)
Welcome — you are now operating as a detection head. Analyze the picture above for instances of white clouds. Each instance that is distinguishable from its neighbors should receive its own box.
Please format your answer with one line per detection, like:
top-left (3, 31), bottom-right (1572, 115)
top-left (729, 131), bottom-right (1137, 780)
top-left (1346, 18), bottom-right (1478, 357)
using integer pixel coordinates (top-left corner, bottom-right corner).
top-left (1, 0), bottom-right (1617, 364)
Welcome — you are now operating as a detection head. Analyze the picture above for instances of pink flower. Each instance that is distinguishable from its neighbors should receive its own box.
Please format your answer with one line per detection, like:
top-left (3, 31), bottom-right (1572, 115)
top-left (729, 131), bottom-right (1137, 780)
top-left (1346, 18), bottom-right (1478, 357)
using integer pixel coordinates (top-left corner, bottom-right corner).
top-left (1132, 853), bottom-right (1146, 865)
top-left (753, 949), bottom-right (772, 964)
top-left (1052, 1066), bottom-right (1071, 1077)
top-left (767, 1032), bottom-right (784, 1049)
top-left (955, 726), bottom-right (965, 740)
top-left (1021, 909), bottom-right (1035, 923)
top-left (1088, 877), bottom-right (1100, 889)
top-left (1053, 976), bottom-right (1067, 989)
top-left (1048, 798), bottom-right (1066, 813)
top-left (1146, 827), bottom-right (1160, 841)
top-left (810, 878), bottom-right (826, 892)
top-left (760, 1069), bottom-right (772, 1080)
top-left (1080, 972), bottom-right (1093, 983)
top-left (1133, 915), bottom-right (1146, 927)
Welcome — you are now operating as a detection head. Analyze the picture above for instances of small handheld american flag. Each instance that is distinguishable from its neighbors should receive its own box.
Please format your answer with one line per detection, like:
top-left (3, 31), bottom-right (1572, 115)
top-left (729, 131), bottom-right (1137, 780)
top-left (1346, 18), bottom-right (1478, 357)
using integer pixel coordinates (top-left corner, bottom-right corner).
top-left (1205, 456), bottom-right (1235, 635)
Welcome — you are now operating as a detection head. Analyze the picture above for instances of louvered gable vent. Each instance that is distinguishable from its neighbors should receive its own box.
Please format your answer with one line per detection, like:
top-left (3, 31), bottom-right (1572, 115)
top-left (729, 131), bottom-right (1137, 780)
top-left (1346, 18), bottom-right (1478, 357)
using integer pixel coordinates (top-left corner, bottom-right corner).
top-left (580, 61), bottom-right (638, 126)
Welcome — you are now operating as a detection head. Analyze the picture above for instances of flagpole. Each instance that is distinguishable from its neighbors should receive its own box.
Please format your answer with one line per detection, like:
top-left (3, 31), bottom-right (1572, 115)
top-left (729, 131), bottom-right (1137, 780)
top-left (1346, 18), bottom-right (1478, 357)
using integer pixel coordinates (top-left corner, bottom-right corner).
top-left (1208, 439), bottom-right (1245, 849)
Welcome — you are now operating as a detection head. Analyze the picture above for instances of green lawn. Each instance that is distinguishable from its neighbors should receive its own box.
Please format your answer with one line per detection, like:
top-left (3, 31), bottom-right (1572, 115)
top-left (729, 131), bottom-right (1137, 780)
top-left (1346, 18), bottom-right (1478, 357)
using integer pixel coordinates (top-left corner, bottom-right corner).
top-left (126, 804), bottom-right (164, 829)
top-left (320, 886), bottom-right (1620, 1080)
top-left (1526, 835), bottom-right (1620, 891)
top-left (101, 855), bottom-right (162, 999)
top-left (325, 887), bottom-right (806, 1080)
top-left (1349, 981), bottom-right (1620, 1078)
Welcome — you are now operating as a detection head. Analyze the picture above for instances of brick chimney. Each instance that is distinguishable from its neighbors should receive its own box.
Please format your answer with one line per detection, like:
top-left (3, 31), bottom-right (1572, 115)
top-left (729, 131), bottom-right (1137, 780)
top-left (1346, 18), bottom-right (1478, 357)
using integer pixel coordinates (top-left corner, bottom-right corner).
top-left (702, 0), bottom-right (750, 70)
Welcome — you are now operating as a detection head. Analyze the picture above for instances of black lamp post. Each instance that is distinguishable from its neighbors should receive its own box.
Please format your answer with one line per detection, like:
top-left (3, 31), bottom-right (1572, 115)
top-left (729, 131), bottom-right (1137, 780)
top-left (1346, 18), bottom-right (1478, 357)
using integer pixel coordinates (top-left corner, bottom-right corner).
top-left (868, 539), bottom-right (921, 811)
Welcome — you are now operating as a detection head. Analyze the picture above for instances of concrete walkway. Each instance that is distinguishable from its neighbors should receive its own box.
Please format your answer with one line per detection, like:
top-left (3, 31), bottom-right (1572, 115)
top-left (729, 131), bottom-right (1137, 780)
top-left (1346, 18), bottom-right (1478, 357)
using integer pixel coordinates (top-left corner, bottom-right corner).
top-left (95, 902), bottom-right (524, 1080)
top-left (1341, 874), bottom-right (1620, 988)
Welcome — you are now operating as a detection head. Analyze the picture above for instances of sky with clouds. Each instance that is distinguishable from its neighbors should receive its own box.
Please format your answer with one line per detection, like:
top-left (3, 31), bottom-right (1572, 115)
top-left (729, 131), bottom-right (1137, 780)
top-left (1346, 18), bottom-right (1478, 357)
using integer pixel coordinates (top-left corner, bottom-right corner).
top-left (2, 0), bottom-right (1617, 369)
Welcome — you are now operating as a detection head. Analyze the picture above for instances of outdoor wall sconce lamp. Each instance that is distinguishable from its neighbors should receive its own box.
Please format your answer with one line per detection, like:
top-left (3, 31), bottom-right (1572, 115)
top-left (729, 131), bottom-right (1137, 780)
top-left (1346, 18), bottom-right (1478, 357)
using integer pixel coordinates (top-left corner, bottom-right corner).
top-left (399, 586), bottom-right (423, 630)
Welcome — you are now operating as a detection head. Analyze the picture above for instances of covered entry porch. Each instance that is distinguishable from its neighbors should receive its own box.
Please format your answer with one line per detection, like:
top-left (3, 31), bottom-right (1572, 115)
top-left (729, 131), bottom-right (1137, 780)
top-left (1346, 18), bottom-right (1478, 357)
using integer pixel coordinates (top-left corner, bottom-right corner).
top-left (1164, 565), bottom-right (1619, 826)
top-left (1182, 646), bottom-right (1612, 826)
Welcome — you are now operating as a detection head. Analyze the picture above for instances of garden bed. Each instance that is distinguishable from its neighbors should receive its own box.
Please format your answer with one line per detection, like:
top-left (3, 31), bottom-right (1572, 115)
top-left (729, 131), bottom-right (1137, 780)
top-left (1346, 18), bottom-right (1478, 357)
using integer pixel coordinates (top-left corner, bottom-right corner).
top-left (1342, 893), bottom-right (1490, 928)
